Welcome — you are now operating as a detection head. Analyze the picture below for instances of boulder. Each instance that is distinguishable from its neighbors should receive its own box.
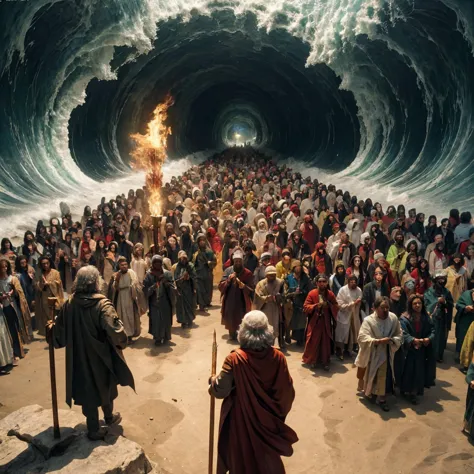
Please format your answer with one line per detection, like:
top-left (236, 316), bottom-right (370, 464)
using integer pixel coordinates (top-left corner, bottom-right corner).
top-left (39, 433), bottom-right (153, 473)
top-left (0, 435), bottom-right (42, 473)
top-left (3, 405), bottom-right (84, 458)
top-left (0, 405), bottom-right (154, 473)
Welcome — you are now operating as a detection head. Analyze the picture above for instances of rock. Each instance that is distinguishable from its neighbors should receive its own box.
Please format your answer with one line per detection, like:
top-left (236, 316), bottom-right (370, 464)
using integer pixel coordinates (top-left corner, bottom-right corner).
top-left (1, 405), bottom-right (85, 459)
top-left (0, 405), bottom-right (43, 437)
top-left (0, 406), bottom-right (154, 473)
top-left (39, 433), bottom-right (153, 474)
top-left (0, 435), bottom-right (42, 473)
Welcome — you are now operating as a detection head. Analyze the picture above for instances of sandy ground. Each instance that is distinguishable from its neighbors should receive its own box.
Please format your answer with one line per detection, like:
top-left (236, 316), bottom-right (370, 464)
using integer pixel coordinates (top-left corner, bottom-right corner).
top-left (1, 289), bottom-right (473, 474)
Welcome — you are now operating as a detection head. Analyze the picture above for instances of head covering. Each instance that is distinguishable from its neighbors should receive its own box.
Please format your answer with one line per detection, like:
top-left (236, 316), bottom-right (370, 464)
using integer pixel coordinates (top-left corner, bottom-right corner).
top-left (151, 255), bottom-right (163, 264)
top-left (265, 266), bottom-right (277, 275)
top-left (361, 232), bottom-right (370, 241)
top-left (178, 250), bottom-right (188, 259)
top-left (291, 259), bottom-right (302, 270)
top-left (233, 249), bottom-right (244, 260)
top-left (374, 252), bottom-right (384, 261)
top-left (261, 252), bottom-right (272, 261)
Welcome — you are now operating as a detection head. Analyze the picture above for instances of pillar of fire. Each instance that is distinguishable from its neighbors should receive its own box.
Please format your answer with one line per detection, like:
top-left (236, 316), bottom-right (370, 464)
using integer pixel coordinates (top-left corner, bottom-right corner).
top-left (130, 95), bottom-right (174, 254)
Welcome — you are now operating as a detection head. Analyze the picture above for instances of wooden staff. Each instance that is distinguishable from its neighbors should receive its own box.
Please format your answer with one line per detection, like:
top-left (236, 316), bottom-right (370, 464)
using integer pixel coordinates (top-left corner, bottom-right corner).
top-left (208, 329), bottom-right (217, 474)
top-left (47, 297), bottom-right (60, 439)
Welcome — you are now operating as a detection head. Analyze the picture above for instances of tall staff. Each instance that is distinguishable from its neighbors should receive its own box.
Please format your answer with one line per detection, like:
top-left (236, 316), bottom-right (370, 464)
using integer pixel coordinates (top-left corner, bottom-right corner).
top-left (208, 330), bottom-right (217, 474)
top-left (47, 297), bottom-right (60, 439)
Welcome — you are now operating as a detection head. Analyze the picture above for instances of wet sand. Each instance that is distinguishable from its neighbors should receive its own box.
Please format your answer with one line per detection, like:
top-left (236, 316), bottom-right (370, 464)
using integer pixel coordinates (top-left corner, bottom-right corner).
top-left (1, 291), bottom-right (472, 473)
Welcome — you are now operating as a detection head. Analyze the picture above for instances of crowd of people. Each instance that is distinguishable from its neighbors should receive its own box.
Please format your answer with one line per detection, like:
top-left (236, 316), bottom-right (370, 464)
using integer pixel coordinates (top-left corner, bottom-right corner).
top-left (1, 145), bottom-right (474, 436)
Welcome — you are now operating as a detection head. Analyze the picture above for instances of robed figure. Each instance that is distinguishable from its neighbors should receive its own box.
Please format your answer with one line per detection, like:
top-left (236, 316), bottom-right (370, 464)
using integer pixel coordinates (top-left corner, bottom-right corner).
top-left (424, 273), bottom-right (454, 363)
top-left (355, 297), bottom-right (402, 411)
top-left (398, 295), bottom-right (436, 403)
top-left (52, 266), bottom-right (134, 440)
top-left (173, 250), bottom-right (197, 328)
top-left (108, 257), bottom-right (142, 343)
top-left (463, 358), bottom-right (474, 440)
top-left (210, 311), bottom-right (298, 474)
top-left (302, 275), bottom-right (339, 370)
top-left (455, 289), bottom-right (474, 357)
top-left (34, 255), bottom-right (64, 337)
top-left (143, 255), bottom-right (176, 345)
top-left (219, 249), bottom-right (255, 340)
top-left (193, 234), bottom-right (216, 311)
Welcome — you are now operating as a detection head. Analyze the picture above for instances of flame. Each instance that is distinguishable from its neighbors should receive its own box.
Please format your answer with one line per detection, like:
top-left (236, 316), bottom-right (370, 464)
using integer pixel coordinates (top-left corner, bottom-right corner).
top-left (130, 95), bottom-right (174, 216)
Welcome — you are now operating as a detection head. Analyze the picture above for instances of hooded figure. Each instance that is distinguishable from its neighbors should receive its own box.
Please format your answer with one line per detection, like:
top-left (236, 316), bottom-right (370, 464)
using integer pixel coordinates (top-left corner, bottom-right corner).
top-left (253, 218), bottom-right (269, 250)
top-left (346, 219), bottom-right (362, 247)
top-left (283, 208), bottom-right (299, 234)
top-left (143, 255), bottom-right (177, 345)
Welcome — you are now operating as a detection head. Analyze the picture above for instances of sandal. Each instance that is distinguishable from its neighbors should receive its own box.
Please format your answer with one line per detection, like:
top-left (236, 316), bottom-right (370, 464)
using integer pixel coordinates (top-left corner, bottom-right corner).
top-left (410, 395), bottom-right (418, 405)
top-left (376, 400), bottom-right (390, 412)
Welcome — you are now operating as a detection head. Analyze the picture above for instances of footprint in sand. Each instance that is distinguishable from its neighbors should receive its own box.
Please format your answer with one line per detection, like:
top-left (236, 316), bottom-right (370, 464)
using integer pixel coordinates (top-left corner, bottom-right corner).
top-left (443, 452), bottom-right (473, 462)
top-left (319, 389), bottom-right (335, 399)
top-left (366, 431), bottom-right (389, 452)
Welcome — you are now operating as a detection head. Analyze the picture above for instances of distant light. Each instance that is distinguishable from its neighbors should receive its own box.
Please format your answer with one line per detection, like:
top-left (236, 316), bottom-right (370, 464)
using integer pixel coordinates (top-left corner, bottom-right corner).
top-left (235, 133), bottom-right (241, 139)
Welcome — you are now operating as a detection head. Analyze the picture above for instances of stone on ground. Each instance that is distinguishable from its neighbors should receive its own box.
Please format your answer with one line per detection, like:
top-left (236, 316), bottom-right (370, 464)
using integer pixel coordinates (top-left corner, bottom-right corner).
top-left (0, 405), bottom-right (153, 473)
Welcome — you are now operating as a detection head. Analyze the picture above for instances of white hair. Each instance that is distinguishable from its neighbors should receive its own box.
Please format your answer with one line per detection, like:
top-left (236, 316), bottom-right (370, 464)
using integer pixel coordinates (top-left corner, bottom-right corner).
top-left (237, 311), bottom-right (275, 350)
top-left (71, 265), bottom-right (102, 294)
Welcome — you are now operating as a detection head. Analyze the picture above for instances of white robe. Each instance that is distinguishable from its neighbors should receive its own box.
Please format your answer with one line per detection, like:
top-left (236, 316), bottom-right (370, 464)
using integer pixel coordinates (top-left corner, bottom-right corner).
top-left (355, 312), bottom-right (402, 396)
top-left (335, 285), bottom-right (362, 344)
top-left (285, 212), bottom-right (298, 233)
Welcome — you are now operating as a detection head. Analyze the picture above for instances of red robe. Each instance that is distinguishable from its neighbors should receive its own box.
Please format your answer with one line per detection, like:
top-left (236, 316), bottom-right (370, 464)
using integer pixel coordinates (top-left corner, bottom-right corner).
top-left (219, 268), bottom-right (255, 333)
top-left (302, 289), bottom-right (339, 365)
top-left (217, 348), bottom-right (298, 474)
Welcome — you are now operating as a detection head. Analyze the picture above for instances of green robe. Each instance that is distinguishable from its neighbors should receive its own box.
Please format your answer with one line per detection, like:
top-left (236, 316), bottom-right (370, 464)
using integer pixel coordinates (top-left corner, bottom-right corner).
top-left (143, 270), bottom-right (176, 341)
top-left (464, 362), bottom-right (474, 439)
top-left (455, 290), bottom-right (474, 353)
top-left (399, 314), bottom-right (436, 395)
top-left (285, 273), bottom-right (312, 332)
top-left (174, 262), bottom-right (197, 325)
top-left (193, 249), bottom-right (216, 308)
top-left (424, 287), bottom-right (454, 361)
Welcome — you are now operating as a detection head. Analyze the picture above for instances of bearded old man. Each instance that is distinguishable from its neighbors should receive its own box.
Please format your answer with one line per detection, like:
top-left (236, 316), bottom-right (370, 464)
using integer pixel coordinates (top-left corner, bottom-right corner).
top-left (355, 296), bottom-right (402, 412)
top-left (143, 255), bottom-right (176, 345)
top-left (108, 257), bottom-right (142, 344)
top-left (173, 250), bottom-right (197, 328)
top-left (219, 249), bottom-right (255, 340)
top-left (335, 274), bottom-right (362, 359)
top-left (253, 265), bottom-right (284, 345)
top-left (210, 311), bottom-right (298, 474)
top-left (52, 266), bottom-right (134, 440)
top-left (302, 274), bottom-right (339, 371)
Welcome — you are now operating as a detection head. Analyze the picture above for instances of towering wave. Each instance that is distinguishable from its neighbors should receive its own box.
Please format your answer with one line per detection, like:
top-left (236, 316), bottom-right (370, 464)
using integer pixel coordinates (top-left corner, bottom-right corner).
top-left (0, 0), bottom-right (473, 236)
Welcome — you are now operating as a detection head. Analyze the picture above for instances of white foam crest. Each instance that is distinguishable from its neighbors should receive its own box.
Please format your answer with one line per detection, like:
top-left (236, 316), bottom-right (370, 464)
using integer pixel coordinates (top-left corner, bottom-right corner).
top-left (0, 151), bottom-right (204, 245)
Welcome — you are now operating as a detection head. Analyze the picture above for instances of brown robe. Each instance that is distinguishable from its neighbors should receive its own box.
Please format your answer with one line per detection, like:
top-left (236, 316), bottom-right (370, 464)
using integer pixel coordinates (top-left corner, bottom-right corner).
top-left (11, 276), bottom-right (33, 347)
top-left (212, 348), bottom-right (298, 474)
top-left (53, 293), bottom-right (134, 407)
top-left (302, 289), bottom-right (339, 365)
top-left (34, 269), bottom-right (64, 336)
top-left (219, 267), bottom-right (255, 334)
